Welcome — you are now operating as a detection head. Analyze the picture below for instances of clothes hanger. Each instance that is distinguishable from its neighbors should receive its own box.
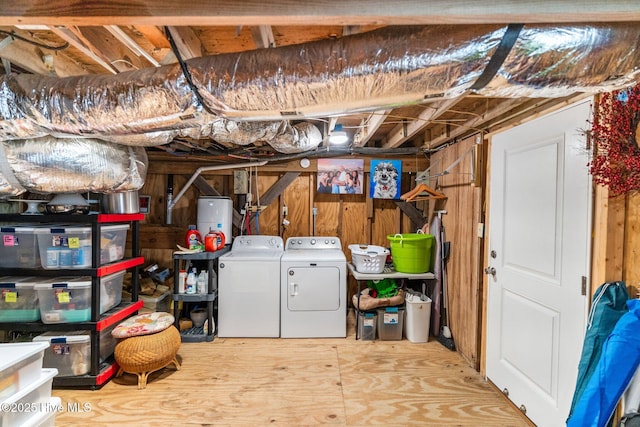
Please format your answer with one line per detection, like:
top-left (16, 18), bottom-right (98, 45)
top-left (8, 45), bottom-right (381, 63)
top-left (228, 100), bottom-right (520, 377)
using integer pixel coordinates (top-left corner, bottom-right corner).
top-left (400, 183), bottom-right (447, 202)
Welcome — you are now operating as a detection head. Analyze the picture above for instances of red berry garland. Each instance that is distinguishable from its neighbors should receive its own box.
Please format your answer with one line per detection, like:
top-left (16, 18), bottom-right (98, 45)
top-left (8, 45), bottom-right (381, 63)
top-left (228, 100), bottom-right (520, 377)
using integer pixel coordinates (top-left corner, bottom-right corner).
top-left (588, 84), bottom-right (640, 196)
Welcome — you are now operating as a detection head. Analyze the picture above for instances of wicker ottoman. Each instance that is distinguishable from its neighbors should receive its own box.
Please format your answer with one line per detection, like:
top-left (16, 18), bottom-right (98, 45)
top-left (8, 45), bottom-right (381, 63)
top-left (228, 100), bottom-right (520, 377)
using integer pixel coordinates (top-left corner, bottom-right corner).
top-left (112, 312), bottom-right (181, 389)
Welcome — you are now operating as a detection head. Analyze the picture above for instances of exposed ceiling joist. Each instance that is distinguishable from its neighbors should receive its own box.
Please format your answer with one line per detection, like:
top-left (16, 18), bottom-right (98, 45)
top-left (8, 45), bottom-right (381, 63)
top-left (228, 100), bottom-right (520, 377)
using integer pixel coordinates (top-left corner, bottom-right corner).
top-left (1, 57), bottom-right (9, 74)
top-left (104, 25), bottom-right (160, 67)
top-left (384, 97), bottom-right (465, 148)
top-left (354, 110), bottom-right (390, 147)
top-left (251, 25), bottom-right (275, 49)
top-left (48, 26), bottom-right (119, 74)
top-left (2, 1), bottom-right (640, 25)
top-left (166, 26), bottom-right (203, 60)
top-left (0, 30), bottom-right (86, 76)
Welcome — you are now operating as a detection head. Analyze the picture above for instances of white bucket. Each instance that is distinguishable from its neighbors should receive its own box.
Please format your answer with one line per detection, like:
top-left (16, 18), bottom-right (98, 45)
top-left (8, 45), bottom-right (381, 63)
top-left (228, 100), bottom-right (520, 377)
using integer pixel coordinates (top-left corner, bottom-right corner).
top-left (404, 292), bottom-right (432, 343)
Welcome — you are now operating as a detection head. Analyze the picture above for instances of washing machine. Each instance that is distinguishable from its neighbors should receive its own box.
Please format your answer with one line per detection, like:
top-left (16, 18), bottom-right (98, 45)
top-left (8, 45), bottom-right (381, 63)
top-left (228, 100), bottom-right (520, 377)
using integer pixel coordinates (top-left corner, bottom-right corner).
top-left (280, 236), bottom-right (347, 338)
top-left (217, 235), bottom-right (284, 337)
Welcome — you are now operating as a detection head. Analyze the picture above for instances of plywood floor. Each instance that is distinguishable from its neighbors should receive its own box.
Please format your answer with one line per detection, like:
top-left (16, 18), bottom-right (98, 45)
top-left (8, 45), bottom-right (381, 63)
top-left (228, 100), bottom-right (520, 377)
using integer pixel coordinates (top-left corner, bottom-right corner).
top-left (52, 311), bottom-right (531, 427)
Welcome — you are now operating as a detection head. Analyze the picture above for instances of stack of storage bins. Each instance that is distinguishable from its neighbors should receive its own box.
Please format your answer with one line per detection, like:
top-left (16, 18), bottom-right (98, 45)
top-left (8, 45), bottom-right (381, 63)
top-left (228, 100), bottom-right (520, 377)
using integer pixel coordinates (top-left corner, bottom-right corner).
top-left (0, 342), bottom-right (60, 426)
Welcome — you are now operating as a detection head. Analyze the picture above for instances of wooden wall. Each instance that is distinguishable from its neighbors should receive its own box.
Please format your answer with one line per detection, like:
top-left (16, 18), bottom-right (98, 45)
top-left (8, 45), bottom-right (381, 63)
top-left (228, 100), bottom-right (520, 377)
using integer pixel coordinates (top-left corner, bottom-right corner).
top-left (427, 136), bottom-right (484, 369)
top-left (137, 152), bottom-right (427, 299)
top-left (594, 190), bottom-right (640, 298)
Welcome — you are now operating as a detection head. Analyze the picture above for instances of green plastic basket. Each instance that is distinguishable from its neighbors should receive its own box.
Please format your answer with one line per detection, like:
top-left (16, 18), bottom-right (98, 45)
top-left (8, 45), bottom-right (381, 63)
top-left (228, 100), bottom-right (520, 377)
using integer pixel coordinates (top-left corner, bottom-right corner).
top-left (387, 233), bottom-right (435, 273)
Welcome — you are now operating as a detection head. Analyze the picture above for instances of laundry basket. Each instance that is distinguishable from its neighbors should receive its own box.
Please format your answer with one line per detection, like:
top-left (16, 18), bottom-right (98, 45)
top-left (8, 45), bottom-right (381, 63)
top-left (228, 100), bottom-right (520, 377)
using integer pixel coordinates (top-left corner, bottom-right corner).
top-left (386, 233), bottom-right (435, 273)
top-left (348, 244), bottom-right (389, 274)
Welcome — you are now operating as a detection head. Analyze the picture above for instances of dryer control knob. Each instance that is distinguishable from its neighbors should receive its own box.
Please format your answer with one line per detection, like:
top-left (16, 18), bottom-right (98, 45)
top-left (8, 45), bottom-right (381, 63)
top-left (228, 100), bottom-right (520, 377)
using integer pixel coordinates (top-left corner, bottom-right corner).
top-left (311, 239), bottom-right (316, 245)
top-left (325, 239), bottom-right (329, 244)
top-left (298, 240), bottom-right (302, 245)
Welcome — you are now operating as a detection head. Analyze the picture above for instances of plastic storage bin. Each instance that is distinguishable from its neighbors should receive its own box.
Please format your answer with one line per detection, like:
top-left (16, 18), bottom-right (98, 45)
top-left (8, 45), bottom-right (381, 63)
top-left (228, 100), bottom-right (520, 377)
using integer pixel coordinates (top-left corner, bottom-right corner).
top-left (36, 224), bottom-right (129, 269)
top-left (376, 307), bottom-right (405, 341)
top-left (99, 323), bottom-right (117, 363)
top-left (34, 279), bottom-right (92, 323)
top-left (0, 226), bottom-right (41, 268)
top-left (348, 244), bottom-right (389, 274)
top-left (358, 311), bottom-right (377, 340)
top-left (386, 233), bottom-right (435, 273)
top-left (131, 290), bottom-right (171, 313)
top-left (0, 277), bottom-right (41, 322)
top-left (0, 368), bottom-right (57, 427)
top-left (21, 396), bottom-right (61, 427)
top-left (99, 270), bottom-right (125, 313)
top-left (33, 332), bottom-right (91, 377)
top-left (0, 342), bottom-right (48, 400)
top-left (404, 291), bottom-right (432, 343)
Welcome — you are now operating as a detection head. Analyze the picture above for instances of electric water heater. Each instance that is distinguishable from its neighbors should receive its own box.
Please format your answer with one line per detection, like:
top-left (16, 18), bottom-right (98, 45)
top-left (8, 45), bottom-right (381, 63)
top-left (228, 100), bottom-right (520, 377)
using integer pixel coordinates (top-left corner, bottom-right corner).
top-left (197, 196), bottom-right (233, 245)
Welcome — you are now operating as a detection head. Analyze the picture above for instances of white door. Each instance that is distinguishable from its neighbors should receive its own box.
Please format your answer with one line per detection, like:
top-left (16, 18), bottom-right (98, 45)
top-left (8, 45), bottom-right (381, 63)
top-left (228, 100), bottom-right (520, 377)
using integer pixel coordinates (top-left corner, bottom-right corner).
top-left (486, 99), bottom-right (592, 426)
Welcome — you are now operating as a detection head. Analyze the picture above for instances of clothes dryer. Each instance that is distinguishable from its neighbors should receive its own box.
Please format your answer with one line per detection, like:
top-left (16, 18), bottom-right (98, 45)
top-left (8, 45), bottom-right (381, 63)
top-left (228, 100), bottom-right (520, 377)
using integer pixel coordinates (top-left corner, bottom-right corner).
top-left (280, 236), bottom-right (347, 338)
top-left (217, 235), bottom-right (284, 337)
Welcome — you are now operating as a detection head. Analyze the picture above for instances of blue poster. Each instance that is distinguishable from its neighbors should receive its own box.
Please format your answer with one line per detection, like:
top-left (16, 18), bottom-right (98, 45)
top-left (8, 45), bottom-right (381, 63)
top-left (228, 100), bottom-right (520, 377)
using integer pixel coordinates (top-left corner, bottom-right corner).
top-left (369, 159), bottom-right (402, 199)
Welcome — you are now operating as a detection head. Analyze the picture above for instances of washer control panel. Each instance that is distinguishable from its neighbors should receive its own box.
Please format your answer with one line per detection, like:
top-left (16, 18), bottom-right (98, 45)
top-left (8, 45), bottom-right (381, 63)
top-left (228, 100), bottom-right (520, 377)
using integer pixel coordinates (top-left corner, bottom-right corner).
top-left (232, 235), bottom-right (283, 251)
top-left (285, 236), bottom-right (342, 250)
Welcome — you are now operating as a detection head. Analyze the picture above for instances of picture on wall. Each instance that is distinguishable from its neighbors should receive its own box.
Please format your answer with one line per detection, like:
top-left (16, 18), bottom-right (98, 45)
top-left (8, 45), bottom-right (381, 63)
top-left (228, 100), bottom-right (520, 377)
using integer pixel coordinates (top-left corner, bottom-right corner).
top-left (317, 158), bottom-right (364, 194)
top-left (370, 159), bottom-right (402, 199)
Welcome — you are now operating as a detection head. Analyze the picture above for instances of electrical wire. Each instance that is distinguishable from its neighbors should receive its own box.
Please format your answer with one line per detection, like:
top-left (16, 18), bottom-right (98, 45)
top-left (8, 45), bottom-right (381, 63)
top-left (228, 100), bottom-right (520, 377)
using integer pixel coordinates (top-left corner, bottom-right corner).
top-left (0, 29), bottom-right (69, 51)
top-left (164, 26), bottom-right (214, 115)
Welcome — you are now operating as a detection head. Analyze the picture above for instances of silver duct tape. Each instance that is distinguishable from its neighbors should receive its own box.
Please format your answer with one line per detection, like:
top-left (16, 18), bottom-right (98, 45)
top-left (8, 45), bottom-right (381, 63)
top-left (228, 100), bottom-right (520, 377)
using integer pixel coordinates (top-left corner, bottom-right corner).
top-left (478, 24), bottom-right (640, 97)
top-left (3, 137), bottom-right (147, 194)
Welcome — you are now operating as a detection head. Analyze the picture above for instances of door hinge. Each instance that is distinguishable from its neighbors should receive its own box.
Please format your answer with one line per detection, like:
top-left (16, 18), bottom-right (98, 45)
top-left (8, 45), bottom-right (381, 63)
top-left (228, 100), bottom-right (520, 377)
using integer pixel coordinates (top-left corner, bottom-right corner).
top-left (581, 276), bottom-right (587, 296)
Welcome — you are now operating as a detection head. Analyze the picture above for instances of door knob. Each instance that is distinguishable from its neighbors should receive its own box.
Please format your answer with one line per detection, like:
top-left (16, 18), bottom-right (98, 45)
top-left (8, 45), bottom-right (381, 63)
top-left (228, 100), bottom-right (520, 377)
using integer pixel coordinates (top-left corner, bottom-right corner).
top-left (484, 266), bottom-right (496, 277)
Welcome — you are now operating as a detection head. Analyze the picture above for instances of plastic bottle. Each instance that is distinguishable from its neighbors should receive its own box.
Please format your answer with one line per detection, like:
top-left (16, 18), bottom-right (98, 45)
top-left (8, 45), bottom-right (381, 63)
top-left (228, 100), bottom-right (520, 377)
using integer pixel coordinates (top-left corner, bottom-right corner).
top-left (178, 269), bottom-right (187, 294)
top-left (185, 225), bottom-right (202, 250)
top-left (185, 268), bottom-right (197, 294)
top-left (197, 270), bottom-right (207, 294)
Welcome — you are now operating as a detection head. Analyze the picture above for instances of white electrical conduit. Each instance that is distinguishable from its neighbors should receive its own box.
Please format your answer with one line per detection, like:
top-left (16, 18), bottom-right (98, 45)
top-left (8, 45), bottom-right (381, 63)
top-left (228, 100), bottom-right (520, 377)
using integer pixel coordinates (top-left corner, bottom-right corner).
top-left (166, 160), bottom-right (267, 224)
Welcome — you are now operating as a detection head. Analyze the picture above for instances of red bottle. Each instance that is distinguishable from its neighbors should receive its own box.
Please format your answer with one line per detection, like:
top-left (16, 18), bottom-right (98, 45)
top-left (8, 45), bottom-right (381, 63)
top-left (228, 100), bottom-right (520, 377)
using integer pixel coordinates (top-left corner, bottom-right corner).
top-left (185, 225), bottom-right (202, 250)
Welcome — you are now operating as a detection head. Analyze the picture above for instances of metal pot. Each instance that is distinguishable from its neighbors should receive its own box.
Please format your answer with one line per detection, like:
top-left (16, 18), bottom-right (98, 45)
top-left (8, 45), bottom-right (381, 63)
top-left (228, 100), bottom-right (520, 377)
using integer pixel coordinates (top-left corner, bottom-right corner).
top-left (45, 204), bottom-right (90, 214)
top-left (101, 190), bottom-right (139, 214)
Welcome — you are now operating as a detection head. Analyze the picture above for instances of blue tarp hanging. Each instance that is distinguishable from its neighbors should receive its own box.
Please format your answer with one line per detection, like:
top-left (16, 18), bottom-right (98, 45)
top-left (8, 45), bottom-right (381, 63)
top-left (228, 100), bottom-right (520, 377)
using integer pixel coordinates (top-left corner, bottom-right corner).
top-left (568, 282), bottom-right (630, 420)
top-left (567, 298), bottom-right (640, 427)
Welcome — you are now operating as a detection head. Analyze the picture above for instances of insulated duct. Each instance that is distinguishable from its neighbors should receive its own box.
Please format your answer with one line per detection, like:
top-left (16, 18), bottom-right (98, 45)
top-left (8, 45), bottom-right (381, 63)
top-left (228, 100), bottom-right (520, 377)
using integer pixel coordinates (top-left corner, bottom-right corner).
top-left (0, 137), bottom-right (147, 196)
top-left (0, 23), bottom-right (639, 152)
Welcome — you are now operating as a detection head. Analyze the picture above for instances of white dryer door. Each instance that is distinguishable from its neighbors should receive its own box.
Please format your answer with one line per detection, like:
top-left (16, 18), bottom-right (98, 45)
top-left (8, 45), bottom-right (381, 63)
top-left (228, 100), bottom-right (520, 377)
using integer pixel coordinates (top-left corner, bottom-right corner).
top-left (286, 266), bottom-right (340, 311)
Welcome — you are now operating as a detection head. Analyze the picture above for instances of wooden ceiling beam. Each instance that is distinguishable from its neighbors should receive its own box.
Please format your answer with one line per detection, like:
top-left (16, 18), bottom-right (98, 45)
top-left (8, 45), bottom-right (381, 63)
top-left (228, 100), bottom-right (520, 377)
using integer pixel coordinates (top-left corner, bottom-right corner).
top-left (166, 26), bottom-right (203, 60)
top-left (48, 26), bottom-right (119, 74)
top-left (2, 1), bottom-right (639, 25)
top-left (250, 25), bottom-right (275, 49)
top-left (353, 110), bottom-right (390, 147)
top-left (0, 29), bottom-right (87, 76)
top-left (383, 96), bottom-right (465, 148)
top-left (104, 25), bottom-right (160, 67)
top-left (424, 98), bottom-right (524, 148)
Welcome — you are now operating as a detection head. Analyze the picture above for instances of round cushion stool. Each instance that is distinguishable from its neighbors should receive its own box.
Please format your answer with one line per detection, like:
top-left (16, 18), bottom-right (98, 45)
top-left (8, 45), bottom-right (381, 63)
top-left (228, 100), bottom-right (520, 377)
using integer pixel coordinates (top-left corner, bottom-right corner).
top-left (112, 312), bottom-right (181, 389)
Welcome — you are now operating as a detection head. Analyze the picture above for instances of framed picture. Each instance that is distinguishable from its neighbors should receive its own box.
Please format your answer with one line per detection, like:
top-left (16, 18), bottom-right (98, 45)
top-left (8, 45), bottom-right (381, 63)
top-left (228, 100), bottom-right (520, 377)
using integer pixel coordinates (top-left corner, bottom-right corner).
top-left (317, 158), bottom-right (364, 195)
top-left (369, 159), bottom-right (402, 199)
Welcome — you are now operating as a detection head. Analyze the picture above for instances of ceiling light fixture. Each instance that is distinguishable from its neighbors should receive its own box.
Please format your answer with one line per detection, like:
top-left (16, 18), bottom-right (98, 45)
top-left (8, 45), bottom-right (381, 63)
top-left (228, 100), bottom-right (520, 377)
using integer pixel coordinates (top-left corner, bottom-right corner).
top-left (329, 124), bottom-right (349, 144)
